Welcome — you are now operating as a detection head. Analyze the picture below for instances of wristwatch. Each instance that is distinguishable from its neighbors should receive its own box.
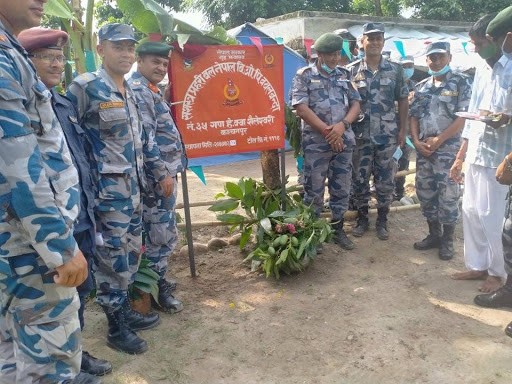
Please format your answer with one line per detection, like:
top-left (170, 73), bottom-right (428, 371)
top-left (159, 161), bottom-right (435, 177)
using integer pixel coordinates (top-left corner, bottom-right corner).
top-left (341, 119), bottom-right (351, 130)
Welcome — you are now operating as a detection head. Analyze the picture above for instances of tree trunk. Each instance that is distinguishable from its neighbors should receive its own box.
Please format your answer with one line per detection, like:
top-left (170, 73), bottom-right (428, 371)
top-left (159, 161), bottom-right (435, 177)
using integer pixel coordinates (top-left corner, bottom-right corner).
top-left (374, 0), bottom-right (383, 16)
top-left (261, 150), bottom-right (281, 190)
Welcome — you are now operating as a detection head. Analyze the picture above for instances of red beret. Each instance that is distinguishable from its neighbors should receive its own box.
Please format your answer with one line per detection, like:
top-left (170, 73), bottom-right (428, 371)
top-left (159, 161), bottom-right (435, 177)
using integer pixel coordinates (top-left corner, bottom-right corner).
top-left (18, 27), bottom-right (69, 52)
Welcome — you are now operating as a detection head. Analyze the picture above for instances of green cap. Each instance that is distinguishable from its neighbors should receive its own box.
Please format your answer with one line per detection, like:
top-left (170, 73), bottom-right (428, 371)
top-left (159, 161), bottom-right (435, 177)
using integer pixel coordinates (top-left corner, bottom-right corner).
top-left (136, 42), bottom-right (172, 57)
top-left (487, 5), bottom-right (512, 38)
top-left (313, 33), bottom-right (343, 53)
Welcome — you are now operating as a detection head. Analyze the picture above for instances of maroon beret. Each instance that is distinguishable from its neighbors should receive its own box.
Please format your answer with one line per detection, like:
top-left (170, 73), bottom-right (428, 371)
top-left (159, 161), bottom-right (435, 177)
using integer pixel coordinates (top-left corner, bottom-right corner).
top-left (18, 27), bottom-right (69, 52)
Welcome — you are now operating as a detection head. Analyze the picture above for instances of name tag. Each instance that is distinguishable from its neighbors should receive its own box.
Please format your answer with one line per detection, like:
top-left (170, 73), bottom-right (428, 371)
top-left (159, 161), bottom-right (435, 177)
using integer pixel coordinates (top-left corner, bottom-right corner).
top-left (440, 90), bottom-right (458, 97)
top-left (99, 101), bottom-right (125, 109)
top-left (311, 80), bottom-right (321, 83)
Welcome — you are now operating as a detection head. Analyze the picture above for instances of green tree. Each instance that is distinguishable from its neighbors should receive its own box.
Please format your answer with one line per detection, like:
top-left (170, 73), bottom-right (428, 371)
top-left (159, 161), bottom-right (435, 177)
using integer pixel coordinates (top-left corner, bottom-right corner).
top-left (351, 0), bottom-right (403, 17)
top-left (184, 0), bottom-right (351, 29)
top-left (402, 0), bottom-right (510, 21)
top-left (95, 0), bottom-right (181, 28)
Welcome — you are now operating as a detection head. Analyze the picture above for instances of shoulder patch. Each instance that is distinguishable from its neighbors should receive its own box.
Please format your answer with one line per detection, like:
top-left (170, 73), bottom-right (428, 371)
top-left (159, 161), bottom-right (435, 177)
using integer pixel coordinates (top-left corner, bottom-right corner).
top-left (72, 72), bottom-right (97, 87)
top-left (0, 33), bottom-right (13, 49)
top-left (296, 65), bottom-right (311, 75)
top-left (345, 59), bottom-right (361, 70)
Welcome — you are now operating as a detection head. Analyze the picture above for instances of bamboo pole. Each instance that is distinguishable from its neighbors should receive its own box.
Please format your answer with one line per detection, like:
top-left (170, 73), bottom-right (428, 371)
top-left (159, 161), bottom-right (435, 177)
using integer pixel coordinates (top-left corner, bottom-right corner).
top-left (175, 168), bottom-right (416, 210)
top-left (176, 204), bottom-right (421, 230)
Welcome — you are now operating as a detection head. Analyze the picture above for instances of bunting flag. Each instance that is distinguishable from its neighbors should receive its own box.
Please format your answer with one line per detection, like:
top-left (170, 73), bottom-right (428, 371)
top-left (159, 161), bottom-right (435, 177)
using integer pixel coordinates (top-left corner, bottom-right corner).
top-left (85, 50), bottom-right (96, 72)
top-left (393, 40), bottom-right (406, 58)
top-left (275, 37), bottom-right (284, 45)
top-left (304, 38), bottom-right (314, 57)
top-left (462, 41), bottom-right (469, 55)
top-left (342, 41), bottom-right (352, 61)
top-left (249, 36), bottom-right (264, 55)
top-left (189, 165), bottom-right (206, 185)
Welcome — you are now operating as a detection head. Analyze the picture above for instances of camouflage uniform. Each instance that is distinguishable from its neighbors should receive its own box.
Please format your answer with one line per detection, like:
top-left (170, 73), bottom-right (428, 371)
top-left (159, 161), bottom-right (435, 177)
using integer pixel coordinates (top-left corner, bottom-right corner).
top-left (128, 71), bottom-right (186, 279)
top-left (504, 188), bottom-right (512, 275)
top-left (67, 67), bottom-right (146, 310)
top-left (348, 57), bottom-right (409, 210)
top-left (0, 23), bottom-right (81, 382)
top-left (410, 70), bottom-right (472, 224)
top-left (291, 63), bottom-right (361, 221)
top-left (394, 78), bottom-right (416, 200)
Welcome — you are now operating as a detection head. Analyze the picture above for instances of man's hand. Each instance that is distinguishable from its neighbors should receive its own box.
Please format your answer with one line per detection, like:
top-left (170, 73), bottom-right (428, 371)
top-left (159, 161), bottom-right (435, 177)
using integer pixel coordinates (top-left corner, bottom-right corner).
top-left (159, 175), bottom-right (174, 197)
top-left (496, 156), bottom-right (512, 185)
top-left (324, 124), bottom-right (345, 152)
top-left (414, 140), bottom-right (434, 157)
top-left (398, 130), bottom-right (406, 148)
top-left (424, 136), bottom-right (441, 152)
top-left (449, 159), bottom-right (464, 183)
top-left (53, 250), bottom-right (88, 287)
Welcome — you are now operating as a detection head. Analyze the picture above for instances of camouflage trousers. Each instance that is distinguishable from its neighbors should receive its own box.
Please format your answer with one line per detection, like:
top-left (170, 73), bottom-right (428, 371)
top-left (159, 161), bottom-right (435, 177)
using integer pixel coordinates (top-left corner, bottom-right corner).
top-left (504, 189), bottom-right (512, 275)
top-left (416, 149), bottom-right (460, 224)
top-left (94, 201), bottom-right (143, 309)
top-left (303, 141), bottom-right (353, 221)
top-left (0, 253), bottom-right (81, 383)
top-left (143, 177), bottom-right (179, 279)
top-left (352, 140), bottom-right (397, 210)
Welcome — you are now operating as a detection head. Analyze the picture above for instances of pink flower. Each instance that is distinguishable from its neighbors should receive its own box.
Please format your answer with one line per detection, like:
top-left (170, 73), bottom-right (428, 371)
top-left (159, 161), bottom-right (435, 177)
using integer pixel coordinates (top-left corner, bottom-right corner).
top-left (275, 224), bottom-right (282, 233)
top-left (287, 223), bottom-right (297, 234)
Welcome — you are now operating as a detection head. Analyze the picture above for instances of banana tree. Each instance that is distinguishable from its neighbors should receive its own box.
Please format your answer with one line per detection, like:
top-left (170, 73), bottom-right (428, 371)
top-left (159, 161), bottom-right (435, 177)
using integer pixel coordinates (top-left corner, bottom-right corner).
top-left (45, 0), bottom-right (96, 74)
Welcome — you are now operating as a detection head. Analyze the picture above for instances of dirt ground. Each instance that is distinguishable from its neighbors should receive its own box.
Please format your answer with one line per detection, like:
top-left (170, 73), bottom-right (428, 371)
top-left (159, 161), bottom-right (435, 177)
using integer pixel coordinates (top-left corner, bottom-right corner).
top-left (84, 153), bottom-right (512, 384)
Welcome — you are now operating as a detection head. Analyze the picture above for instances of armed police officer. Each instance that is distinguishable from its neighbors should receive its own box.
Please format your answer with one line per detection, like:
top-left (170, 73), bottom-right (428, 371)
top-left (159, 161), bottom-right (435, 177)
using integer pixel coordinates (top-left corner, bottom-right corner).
top-left (348, 23), bottom-right (409, 240)
top-left (67, 24), bottom-right (163, 355)
top-left (410, 42), bottom-right (472, 260)
top-left (128, 42), bottom-right (186, 313)
top-left (0, 0), bottom-right (88, 382)
top-left (18, 27), bottom-right (114, 381)
top-left (291, 33), bottom-right (361, 250)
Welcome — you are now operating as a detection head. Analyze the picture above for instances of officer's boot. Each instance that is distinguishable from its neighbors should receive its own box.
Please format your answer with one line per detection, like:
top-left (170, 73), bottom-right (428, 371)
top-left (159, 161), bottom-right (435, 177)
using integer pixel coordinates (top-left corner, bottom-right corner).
top-left (375, 207), bottom-right (390, 240)
top-left (123, 299), bottom-right (161, 331)
top-left (413, 220), bottom-right (442, 250)
top-left (439, 224), bottom-right (455, 260)
top-left (102, 306), bottom-right (148, 355)
top-left (72, 372), bottom-right (102, 384)
top-left (352, 206), bottom-right (369, 237)
top-left (152, 278), bottom-right (184, 313)
top-left (332, 220), bottom-right (355, 250)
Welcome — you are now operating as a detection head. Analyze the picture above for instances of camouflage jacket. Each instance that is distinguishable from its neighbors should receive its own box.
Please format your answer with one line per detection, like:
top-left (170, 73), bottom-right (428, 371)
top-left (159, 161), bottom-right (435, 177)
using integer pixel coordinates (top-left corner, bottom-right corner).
top-left (67, 67), bottom-right (147, 212)
top-left (410, 70), bottom-right (472, 145)
top-left (0, 22), bottom-right (80, 268)
top-left (291, 63), bottom-right (361, 145)
top-left (348, 57), bottom-right (408, 144)
top-left (127, 71), bottom-right (186, 182)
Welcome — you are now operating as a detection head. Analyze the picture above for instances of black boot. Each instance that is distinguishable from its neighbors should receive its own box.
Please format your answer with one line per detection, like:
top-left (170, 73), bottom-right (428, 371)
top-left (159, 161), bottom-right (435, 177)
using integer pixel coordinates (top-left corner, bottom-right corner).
top-left (102, 306), bottom-right (148, 355)
top-left (352, 206), bottom-right (369, 237)
top-left (413, 220), bottom-right (441, 250)
top-left (375, 207), bottom-right (389, 240)
top-left (439, 224), bottom-right (455, 260)
top-left (81, 351), bottom-right (112, 376)
top-left (332, 220), bottom-right (355, 250)
top-left (124, 300), bottom-right (161, 331)
top-left (152, 279), bottom-right (184, 313)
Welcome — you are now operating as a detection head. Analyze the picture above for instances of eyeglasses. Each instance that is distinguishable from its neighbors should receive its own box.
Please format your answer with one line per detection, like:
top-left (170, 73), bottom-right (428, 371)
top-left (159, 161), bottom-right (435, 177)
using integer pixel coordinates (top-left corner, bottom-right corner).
top-left (29, 53), bottom-right (66, 64)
